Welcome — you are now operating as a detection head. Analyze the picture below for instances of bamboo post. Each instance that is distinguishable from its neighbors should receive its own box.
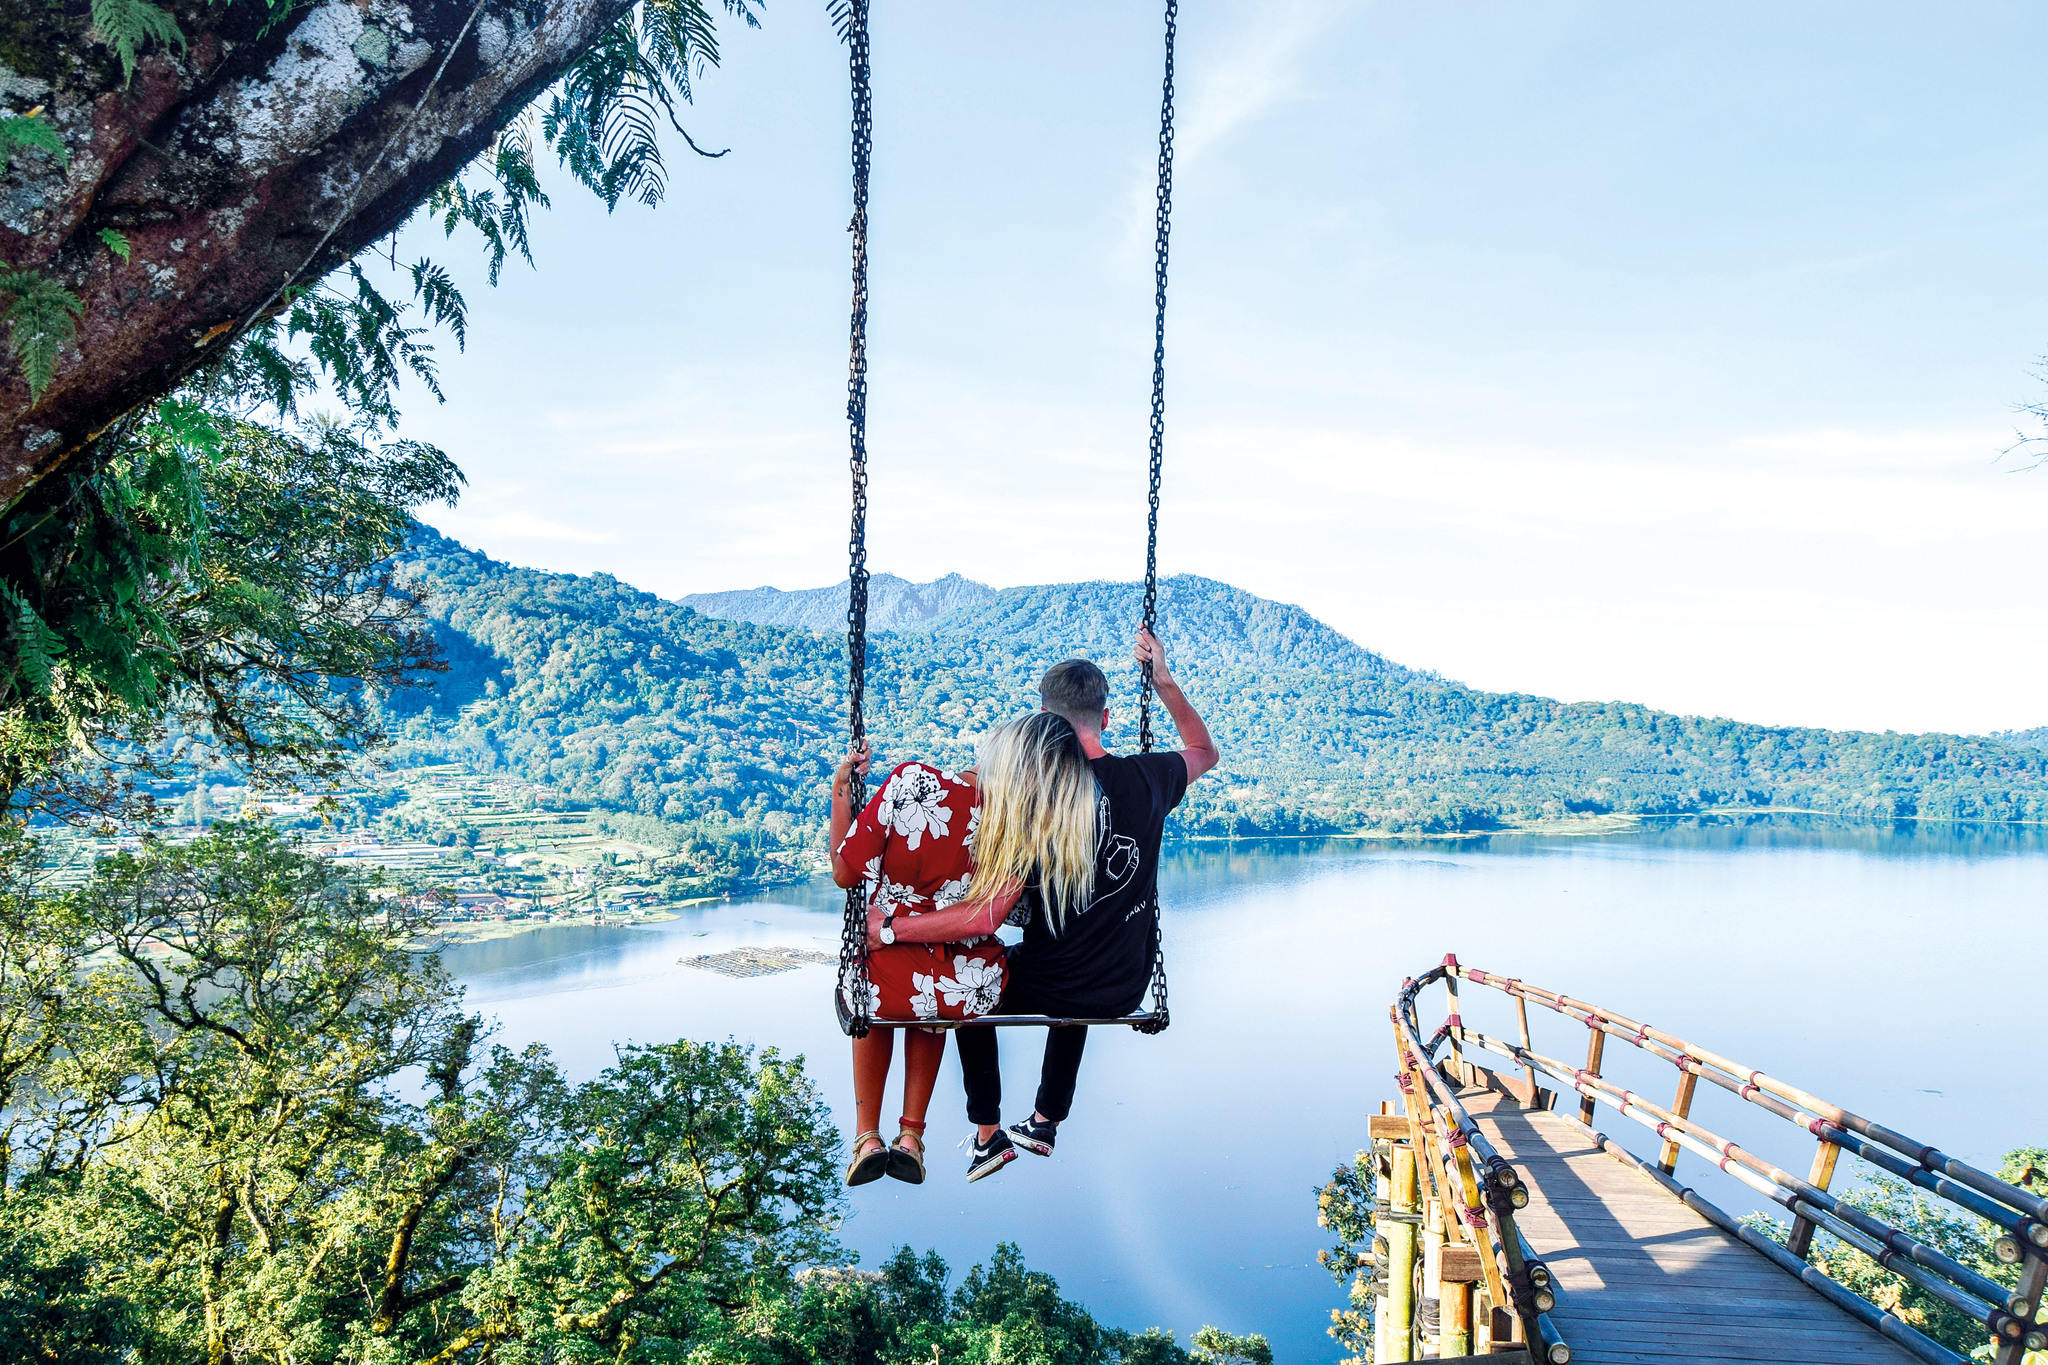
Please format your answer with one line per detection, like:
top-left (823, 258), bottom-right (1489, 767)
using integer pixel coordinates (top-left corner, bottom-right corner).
top-left (1421, 1198), bottom-right (1445, 1359)
top-left (1514, 989), bottom-right (1540, 1106)
top-left (1443, 961), bottom-right (1469, 1085)
top-left (1441, 1277), bottom-right (1473, 1357)
top-left (1788, 1137), bottom-right (1841, 1259)
top-left (1384, 1141), bottom-right (1419, 1364)
top-left (1993, 1249), bottom-right (2046, 1365)
top-left (1659, 1070), bottom-right (1697, 1174)
top-left (1579, 1025), bottom-right (1605, 1127)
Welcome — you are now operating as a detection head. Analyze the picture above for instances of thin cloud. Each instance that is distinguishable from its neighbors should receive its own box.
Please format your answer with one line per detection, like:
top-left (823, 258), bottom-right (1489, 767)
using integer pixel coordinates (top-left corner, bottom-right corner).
top-left (1122, 0), bottom-right (1353, 252)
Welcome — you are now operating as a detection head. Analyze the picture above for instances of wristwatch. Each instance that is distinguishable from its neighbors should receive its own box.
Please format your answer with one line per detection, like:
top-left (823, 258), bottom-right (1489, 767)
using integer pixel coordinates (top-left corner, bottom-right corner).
top-left (879, 913), bottom-right (896, 945)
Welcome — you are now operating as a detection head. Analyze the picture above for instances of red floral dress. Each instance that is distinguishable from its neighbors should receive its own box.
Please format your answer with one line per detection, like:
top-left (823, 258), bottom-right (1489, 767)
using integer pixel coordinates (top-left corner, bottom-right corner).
top-left (837, 761), bottom-right (1007, 1026)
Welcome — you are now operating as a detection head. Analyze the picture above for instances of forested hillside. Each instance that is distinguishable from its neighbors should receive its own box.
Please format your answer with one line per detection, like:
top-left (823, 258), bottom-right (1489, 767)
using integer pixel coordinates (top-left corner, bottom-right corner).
top-left (380, 530), bottom-right (2048, 852)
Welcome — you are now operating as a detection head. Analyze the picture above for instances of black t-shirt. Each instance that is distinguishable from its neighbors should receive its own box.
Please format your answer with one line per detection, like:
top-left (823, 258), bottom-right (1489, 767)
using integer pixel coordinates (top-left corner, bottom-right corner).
top-left (1011, 750), bottom-right (1190, 1015)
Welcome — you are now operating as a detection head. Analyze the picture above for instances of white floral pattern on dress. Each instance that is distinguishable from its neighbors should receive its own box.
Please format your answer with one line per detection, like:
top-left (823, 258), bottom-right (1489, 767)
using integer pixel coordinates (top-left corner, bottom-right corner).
top-left (878, 765), bottom-right (952, 850)
top-left (838, 759), bottom-right (1002, 1023)
top-left (964, 804), bottom-right (981, 851)
top-left (842, 978), bottom-right (882, 1017)
top-left (872, 874), bottom-right (919, 914)
top-left (938, 954), bottom-right (1004, 1015)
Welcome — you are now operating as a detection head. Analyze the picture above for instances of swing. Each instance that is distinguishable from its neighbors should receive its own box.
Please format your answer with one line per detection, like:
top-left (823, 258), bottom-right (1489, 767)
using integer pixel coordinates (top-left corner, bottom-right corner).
top-left (832, 0), bottom-right (1181, 1039)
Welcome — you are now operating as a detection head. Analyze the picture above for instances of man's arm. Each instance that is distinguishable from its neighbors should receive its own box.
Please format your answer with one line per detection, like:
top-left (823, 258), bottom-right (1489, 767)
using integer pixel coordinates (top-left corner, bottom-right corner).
top-left (868, 881), bottom-right (1024, 947)
top-left (1134, 628), bottom-right (1220, 782)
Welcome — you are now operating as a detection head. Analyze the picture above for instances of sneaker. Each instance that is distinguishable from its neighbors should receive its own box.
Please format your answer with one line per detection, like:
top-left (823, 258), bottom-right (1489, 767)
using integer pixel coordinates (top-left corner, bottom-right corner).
top-left (965, 1129), bottom-right (1017, 1183)
top-left (1008, 1115), bottom-right (1058, 1157)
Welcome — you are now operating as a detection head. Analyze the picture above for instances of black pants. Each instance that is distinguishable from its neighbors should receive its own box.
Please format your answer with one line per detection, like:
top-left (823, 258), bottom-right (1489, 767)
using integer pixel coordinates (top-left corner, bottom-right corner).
top-left (956, 972), bottom-right (1132, 1126)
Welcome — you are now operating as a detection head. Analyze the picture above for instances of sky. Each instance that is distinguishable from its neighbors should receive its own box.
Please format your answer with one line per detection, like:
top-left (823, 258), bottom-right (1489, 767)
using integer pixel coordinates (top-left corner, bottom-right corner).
top-left (383, 1), bottom-right (2048, 736)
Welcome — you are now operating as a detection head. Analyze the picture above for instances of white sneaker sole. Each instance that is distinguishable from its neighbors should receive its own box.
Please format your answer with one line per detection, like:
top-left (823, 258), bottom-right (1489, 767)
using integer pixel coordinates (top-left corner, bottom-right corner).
top-left (966, 1149), bottom-right (1016, 1183)
top-left (1009, 1130), bottom-right (1054, 1157)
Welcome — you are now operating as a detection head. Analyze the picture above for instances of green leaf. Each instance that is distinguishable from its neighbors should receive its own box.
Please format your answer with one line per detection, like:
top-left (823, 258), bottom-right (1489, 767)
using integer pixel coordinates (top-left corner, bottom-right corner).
top-left (97, 228), bottom-right (131, 262)
top-left (90, 0), bottom-right (186, 85)
top-left (0, 582), bottom-right (67, 695)
top-left (0, 112), bottom-right (66, 176)
top-left (1, 271), bottom-right (84, 400)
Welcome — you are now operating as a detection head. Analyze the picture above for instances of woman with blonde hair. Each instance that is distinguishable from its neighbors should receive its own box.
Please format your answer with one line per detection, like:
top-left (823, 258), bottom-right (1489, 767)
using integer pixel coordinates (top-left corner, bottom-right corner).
top-left (828, 710), bottom-right (1098, 1186)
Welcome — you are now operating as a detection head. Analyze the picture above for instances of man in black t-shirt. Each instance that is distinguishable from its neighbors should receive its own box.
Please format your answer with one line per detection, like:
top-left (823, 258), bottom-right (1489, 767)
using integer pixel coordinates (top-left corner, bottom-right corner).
top-left (951, 628), bottom-right (1219, 1181)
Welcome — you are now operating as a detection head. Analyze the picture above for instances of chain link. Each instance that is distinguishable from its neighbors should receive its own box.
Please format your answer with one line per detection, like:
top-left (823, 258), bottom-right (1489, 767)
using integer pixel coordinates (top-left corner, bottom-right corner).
top-left (1132, 0), bottom-right (1177, 1037)
top-left (835, 0), bottom-right (1177, 1036)
top-left (837, 0), bottom-right (875, 1039)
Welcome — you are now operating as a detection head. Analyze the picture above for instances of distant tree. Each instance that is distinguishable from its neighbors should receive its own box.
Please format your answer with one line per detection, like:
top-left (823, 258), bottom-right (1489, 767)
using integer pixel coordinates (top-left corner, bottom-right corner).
top-left (1, 413), bottom-right (460, 819)
top-left (1744, 1152), bottom-right (2047, 1357)
top-left (1317, 1150), bottom-right (1379, 1365)
top-left (0, 824), bottom-right (857, 1361)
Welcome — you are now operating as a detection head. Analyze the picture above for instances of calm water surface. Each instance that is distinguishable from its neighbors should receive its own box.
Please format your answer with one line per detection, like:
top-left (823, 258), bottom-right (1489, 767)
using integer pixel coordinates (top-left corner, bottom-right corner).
top-left (440, 820), bottom-right (2048, 1363)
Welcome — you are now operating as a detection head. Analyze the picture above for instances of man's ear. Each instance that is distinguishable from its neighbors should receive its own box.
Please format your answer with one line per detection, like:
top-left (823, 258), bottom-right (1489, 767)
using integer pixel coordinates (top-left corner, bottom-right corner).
top-left (1099, 709), bottom-right (1111, 732)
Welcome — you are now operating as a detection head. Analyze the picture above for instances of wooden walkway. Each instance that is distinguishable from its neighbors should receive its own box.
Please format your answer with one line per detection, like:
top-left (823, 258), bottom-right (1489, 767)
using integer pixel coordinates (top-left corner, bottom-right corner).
top-left (1463, 1089), bottom-right (1926, 1364)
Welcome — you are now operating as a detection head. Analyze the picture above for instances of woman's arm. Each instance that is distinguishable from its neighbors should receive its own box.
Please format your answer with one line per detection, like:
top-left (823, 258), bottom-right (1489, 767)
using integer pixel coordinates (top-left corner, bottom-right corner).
top-left (867, 879), bottom-right (1023, 947)
top-left (827, 743), bottom-right (874, 888)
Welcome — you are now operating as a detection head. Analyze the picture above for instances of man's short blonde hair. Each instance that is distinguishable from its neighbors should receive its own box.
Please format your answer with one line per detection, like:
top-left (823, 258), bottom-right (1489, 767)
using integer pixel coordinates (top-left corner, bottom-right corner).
top-left (1039, 658), bottom-right (1108, 730)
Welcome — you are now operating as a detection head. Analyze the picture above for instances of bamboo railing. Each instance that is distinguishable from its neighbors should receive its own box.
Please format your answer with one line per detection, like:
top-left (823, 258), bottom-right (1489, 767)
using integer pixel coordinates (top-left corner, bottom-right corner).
top-left (1389, 955), bottom-right (2048, 1365)
top-left (1376, 973), bottom-right (1568, 1362)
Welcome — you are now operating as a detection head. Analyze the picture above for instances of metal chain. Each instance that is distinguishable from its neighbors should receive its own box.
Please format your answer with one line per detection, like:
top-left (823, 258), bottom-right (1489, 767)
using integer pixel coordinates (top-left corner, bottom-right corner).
top-left (1132, 0), bottom-right (1177, 1037)
top-left (837, 0), bottom-right (875, 1039)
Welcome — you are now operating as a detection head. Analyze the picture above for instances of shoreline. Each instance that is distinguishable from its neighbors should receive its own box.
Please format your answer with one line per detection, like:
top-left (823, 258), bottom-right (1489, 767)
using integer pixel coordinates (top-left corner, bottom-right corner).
top-left (409, 806), bottom-right (2044, 950)
top-left (413, 897), bottom-right (732, 947)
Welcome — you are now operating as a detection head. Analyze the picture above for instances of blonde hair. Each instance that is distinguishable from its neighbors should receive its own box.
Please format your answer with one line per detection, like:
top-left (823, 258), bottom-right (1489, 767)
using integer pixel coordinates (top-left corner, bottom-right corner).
top-left (970, 712), bottom-right (1098, 933)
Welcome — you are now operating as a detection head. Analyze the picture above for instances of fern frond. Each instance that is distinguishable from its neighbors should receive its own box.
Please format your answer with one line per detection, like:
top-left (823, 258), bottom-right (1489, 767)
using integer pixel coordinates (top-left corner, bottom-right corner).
top-left (825, 0), bottom-right (858, 44)
top-left (0, 582), bottom-right (67, 696)
top-left (407, 260), bottom-right (468, 349)
top-left (641, 0), bottom-right (723, 103)
top-left (1, 270), bottom-right (84, 400)
top-left (98, 227), bottom-right (131, 261)
top-left (90, 0), bottom-right (186, 85)
top-left (0, 112), bottom-right (66, 176)
top-left (597, 87), bottom-right (667, 208)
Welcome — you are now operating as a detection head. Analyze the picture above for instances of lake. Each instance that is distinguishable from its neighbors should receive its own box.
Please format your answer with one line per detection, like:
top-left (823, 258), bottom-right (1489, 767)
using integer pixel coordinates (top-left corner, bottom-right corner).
top-left (440, 818), bottom-right (2048, 1363)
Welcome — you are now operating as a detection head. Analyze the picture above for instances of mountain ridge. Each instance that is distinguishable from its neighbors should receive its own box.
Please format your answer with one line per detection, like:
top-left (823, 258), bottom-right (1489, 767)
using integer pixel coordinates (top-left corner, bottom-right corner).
top-left (679, 573), bottom-right (995, 634)
top-left (381, 527), bottom-right (2048, 843)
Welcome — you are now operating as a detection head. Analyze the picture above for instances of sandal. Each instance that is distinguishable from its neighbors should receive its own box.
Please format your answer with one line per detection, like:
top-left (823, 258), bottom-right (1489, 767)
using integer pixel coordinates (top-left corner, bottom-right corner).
top-left (845, 1131), bottom-right (888, 1187)
top-left (887, 1118), bottom-right (927, 1185)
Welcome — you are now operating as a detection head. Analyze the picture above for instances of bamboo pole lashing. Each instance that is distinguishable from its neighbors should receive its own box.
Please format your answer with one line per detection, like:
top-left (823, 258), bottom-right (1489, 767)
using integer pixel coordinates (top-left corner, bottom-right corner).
top-left (1460, 1028), bottom-right (2030, 1331)
top-left (1513, 987), bottom-right (1539, 1104)
top-left (1790, 1137), bottom-right (1842, 1259)
top-left (1444, 1123), bottom-right (1510, 1313)
top-left (1552, 1110), bottom-right (1969, 1365)
top-left (1660, 1068), bottom-right (1697, 1174)
top-left (1593, 1019), bottom-right (2044, 1244)
top-left (1450, 962), bottom-right (2048, 1226)
top-left (1578, 1024), bottom-right (1604, 1127)
top-left (1391, 1002), bottom-right (1538, 1332)
top-left (1421, 964), bottom-right (2044, 1365)
top-left (1441, 954), bottom-right (1468, 1084)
